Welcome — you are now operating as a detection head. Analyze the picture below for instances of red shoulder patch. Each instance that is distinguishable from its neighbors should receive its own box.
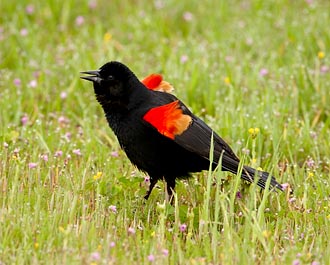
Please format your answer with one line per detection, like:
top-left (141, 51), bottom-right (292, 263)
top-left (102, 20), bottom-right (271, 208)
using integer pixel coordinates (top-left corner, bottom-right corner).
top-left (141, 74), bottom-right (174, 93)
top-left (141, 74), bottom-right (163, 89)
top-left (143, 101), bottom-right (192, 139)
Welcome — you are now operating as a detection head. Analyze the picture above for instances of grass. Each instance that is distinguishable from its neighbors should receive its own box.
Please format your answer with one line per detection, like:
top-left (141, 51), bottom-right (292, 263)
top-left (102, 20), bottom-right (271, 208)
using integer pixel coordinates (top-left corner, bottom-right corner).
top-left (1, 0), bottom-right (330, 264)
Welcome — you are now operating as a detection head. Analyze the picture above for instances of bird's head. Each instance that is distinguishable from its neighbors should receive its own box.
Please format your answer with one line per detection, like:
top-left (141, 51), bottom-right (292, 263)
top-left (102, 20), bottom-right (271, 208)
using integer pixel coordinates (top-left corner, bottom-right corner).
top-left (81, 61), bottom-right (136, 101)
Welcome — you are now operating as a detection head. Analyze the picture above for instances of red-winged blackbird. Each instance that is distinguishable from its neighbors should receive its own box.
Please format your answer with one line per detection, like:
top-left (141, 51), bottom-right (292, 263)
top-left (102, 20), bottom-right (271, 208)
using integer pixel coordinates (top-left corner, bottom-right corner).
top-left (81, 61), bottom-right (283, 201)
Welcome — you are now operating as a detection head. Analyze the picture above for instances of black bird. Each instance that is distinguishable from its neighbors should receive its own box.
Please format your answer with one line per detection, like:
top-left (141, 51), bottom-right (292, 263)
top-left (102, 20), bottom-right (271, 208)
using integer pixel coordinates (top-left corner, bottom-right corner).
top-left (81, 61), bottom-right (283, 201)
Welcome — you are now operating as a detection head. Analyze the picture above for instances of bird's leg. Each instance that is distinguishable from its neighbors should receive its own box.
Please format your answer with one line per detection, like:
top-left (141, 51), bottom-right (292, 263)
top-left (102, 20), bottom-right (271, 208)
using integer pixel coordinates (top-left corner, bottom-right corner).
top-left (165, 179), bottom-right (176, 205)
top-left (144, 177), bottom-right (158, 200)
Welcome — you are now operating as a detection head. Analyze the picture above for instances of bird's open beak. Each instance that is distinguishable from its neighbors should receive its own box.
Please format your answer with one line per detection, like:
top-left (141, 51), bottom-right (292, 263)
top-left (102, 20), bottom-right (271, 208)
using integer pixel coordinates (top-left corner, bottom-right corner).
top-left (80, 70), bottom-right (101, 83)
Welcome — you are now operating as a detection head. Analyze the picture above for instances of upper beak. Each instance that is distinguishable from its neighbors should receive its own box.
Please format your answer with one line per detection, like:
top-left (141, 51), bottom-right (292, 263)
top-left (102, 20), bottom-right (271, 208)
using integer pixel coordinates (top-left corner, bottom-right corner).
top-left (80, 70), bottom-right (101, 83)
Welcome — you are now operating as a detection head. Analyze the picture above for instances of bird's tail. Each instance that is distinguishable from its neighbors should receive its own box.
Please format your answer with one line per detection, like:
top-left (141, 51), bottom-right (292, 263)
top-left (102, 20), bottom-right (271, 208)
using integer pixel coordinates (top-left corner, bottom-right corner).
top-left (220, 156), bottom-right (283, 191)
top-left (241, 165), bottom-right (283, 191)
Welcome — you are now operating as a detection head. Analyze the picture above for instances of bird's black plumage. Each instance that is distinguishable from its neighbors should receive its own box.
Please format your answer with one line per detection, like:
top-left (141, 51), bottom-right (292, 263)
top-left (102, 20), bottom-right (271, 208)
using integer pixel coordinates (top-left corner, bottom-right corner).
top-left (81, 61), bottom-right (283, 201)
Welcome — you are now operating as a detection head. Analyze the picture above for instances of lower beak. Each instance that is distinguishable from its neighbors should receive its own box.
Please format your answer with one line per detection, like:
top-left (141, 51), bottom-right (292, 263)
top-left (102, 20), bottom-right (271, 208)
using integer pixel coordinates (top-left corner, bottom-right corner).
top-left (80, 70), bottom-right (101, 83)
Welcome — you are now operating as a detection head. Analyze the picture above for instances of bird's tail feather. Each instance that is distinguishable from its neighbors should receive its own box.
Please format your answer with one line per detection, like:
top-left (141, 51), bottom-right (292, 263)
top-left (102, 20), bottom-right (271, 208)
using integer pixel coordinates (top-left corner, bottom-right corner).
top-left (219, 156), bottom-right (283, 191)
top-left (242, 165), bottom-right (283, 191)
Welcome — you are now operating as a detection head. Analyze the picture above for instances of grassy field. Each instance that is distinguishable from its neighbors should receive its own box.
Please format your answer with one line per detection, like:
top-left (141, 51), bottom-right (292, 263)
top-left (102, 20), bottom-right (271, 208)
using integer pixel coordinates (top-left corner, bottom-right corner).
top-left (1, 0), bottom-right (330, 264)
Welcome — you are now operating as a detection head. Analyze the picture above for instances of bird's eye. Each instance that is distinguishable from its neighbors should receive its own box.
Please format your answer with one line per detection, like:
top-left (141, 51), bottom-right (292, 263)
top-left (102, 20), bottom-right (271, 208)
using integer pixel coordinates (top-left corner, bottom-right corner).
top-left (107, 75), bottom-right (114, 81)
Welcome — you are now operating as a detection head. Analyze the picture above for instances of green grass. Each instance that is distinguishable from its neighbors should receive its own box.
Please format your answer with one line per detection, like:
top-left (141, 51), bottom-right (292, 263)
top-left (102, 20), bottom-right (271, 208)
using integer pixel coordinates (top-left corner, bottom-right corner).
top-left (1, 0), bottom-right (330, 264)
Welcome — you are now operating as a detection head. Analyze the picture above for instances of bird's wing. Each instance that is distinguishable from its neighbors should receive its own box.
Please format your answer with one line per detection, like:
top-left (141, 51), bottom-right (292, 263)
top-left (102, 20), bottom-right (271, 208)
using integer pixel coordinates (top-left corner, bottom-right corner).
top-left (142, 99), bottom-right (240, 164)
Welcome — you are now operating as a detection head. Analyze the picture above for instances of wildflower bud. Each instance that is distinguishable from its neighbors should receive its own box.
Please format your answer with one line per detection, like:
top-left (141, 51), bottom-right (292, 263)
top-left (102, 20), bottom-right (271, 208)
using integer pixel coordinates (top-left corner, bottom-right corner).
top-left (248, 127), bottom-right (260, 139)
